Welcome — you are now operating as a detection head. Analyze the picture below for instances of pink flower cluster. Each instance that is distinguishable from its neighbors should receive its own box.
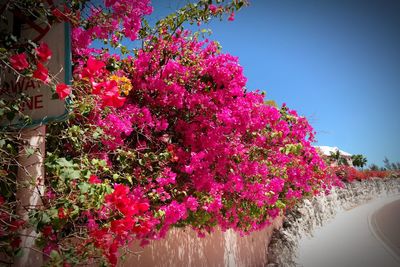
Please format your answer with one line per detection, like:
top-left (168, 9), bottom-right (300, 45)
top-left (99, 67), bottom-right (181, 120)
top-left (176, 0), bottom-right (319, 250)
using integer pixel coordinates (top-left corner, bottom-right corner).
top-left (8, 42), bottom-right (71, 99)
top-left (331, 165), bottom-right (391, 182)
top-left (87, 184), bottom-right (156, 265)
top-left (62, 1), bottom-right (341, 265)
top-left (4, 1), bottom-right (338, 266)
top-left (72, 0), bottom-right (152, 56)
top-left (74, 30), bottom-right (341, 253)
top-left (9, 43), bottom-right (52, 83)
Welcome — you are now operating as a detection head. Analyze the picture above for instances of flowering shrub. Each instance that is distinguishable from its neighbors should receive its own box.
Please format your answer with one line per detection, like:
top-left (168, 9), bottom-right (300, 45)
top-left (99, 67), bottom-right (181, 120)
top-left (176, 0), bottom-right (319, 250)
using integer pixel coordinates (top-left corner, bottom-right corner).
top-left (330, 165), bottom-right (391, 182)
top-left (0, 0), bottom-right (348, 266)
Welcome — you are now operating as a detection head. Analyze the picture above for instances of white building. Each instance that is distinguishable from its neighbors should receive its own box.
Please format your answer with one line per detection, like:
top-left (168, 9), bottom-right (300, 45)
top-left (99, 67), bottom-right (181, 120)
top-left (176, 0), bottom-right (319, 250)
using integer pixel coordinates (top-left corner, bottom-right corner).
top-left (315, 146), bottom-right (353, 166)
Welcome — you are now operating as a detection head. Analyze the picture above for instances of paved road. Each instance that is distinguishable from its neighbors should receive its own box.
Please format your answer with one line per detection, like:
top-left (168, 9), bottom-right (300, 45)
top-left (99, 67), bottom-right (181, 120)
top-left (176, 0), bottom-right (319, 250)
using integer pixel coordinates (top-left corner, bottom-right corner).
top-left (296, 195), bottom-right (400, 267)
top-left (370, 198), bottom-right (400, 262)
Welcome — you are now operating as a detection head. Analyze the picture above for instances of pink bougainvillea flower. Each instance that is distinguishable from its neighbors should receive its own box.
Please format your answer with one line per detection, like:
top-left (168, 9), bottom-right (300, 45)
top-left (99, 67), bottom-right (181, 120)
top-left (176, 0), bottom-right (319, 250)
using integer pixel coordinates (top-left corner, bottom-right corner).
top-left (9, 219), bottom-right (25, 232)
top-left (135, 202), bottom-right (150, 212)
top-left (185, 196), bottom-right (199, 211)
top-left (36, 43), bottom-right (52, 62)
top-left (9, 53), bottom-right (29, 71)
top-left (89, 175), bottom-right (102, 184)
top-left (101, 86), bottom-right (126, 108)
top-left (82, 56), bottom-right (106, 78)
top-left (56, 83), bottom-right (71, 100)
top-left (42, 225), bottom-right (53, 236)
top-left (45, 190), bottom-right (56, 200)
top-left (43, 242), bottom-right (59, 257)
top-left (33, 62), bottom-right (49, 83)
top-left (10, 237), bottom-right (21, 249)
top-left (209, 4), bottom-right (217, 14)
top-left (228, 12), bottom-right (235, 21)
top-left (87, 56), bottom-right (105, 73)
top-left (58, 207), bottom-right (67, 219)
top-left (27, 1), bottom-right (346, 265)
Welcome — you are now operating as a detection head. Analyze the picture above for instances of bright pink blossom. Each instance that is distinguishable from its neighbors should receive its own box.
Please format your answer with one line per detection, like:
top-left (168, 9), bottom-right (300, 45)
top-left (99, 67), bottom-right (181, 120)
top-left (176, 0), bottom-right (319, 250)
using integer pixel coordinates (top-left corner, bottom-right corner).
top-left (36, 43), bottom-right (52, 62)
top-left (42, 225), bottom-right (53, 236)
top-left (82, 56), bottom-right (105, 78)
top-left (58, 207), bottom-right (67, 219)
top-left (9, 53), bottom-right (29, 71)
top-left (209, 4), bottom-right (218, 14)
top-left (8, 219), bottom-right (25, 232)
top-left (56, 83), bottom-right (71, 99)
top-left (185, 196), bottom-right (199, 211)
top-left (228, 12), bottom-right (235, 21)
top-left (63, 2), bottom-right (342, 265)
top-left (33, 62), bottom-right (49, 83)
top-left (89, 175), bottom-right (102, 184)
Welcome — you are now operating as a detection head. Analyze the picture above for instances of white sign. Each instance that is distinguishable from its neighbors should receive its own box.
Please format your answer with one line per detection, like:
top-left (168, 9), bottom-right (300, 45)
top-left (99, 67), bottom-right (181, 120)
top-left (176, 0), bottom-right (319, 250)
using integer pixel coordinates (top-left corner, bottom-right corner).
top-left (0, 3), bottom-right (70, 129)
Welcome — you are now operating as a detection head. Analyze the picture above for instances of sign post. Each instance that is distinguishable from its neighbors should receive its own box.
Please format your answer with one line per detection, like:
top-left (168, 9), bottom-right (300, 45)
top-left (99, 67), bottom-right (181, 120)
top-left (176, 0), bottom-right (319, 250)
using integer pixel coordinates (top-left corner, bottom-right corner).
top-left (14, 125), bottom-right (46, 267)
top-left (0, 1), bottom-right (71, 266)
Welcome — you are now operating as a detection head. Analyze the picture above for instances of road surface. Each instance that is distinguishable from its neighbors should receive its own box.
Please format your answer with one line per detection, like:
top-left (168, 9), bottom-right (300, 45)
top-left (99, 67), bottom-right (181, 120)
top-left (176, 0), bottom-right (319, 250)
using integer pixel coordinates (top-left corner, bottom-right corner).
top-left (296, 195), bottom-right (400, 267)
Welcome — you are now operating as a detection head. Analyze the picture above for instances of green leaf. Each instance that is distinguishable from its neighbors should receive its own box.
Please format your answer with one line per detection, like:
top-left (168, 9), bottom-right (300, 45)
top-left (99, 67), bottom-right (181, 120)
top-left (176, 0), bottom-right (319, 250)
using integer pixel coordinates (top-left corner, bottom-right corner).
top-left (50, 250), bottom-right (61, 260)
top-left (236, 1), bottom-right (244, 9)
top-left (48, 208), bottom-right (58, 219)
top-left (92, 131), bottom-right (101, 139)
top-left (78, 195), bottom-right (86, 203)
top-left (275, 200), bottom-right (286, 209)
top-left (78, 182), bottom-right (90, 194)
top-left (71, 205), bottom-right (80, 217)
top-left (56, 158), bottom-right (74, 167)
top-left (126, 175), bottom-right (133, 185)
top-left (41, 212), bottom-right (51, 224)
top-left (60, 169), bottom-right (80, 180)
top-left (14, 248), bottom-right (23, 258)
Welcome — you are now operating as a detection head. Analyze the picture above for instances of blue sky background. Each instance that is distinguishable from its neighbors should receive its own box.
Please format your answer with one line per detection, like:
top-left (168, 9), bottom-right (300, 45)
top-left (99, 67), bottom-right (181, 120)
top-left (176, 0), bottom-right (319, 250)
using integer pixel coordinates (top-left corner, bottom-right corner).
top-left (97, 0), bottom-right (400, 166)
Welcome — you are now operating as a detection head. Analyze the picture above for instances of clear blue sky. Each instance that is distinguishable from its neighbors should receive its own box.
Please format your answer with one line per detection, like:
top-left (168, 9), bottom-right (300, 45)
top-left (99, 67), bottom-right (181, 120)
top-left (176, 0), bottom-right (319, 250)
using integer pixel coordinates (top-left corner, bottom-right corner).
top-left (110, 0), bottom-right (400, 166)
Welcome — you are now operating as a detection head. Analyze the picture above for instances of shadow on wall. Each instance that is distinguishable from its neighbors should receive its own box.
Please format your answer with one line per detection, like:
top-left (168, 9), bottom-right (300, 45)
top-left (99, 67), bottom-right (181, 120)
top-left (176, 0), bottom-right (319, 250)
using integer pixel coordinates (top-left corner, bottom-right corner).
top-left (121, 218), bottom-right (283, 267)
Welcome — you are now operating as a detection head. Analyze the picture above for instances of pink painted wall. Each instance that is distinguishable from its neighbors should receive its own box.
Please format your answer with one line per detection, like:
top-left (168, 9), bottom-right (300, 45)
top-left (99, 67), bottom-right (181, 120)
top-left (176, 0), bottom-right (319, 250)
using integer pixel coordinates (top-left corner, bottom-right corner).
top-left (120, 217), bottom-right (283, 267)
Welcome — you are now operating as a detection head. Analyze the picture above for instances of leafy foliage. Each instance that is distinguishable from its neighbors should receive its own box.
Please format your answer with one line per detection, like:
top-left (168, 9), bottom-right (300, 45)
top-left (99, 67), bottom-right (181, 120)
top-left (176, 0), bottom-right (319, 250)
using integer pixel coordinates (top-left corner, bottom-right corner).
top-left (383, 157), bottom-right (400, 170)
top-left (351, 154), bottom-right (367, 169)
top-left (0, 0), bottom-right (357, 266)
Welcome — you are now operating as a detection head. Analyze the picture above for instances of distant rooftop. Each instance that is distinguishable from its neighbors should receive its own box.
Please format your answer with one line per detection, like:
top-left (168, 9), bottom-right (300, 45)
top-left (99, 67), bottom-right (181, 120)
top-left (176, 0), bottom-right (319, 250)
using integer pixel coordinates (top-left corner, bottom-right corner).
top-left (315, 146), bottom-right (352, 157)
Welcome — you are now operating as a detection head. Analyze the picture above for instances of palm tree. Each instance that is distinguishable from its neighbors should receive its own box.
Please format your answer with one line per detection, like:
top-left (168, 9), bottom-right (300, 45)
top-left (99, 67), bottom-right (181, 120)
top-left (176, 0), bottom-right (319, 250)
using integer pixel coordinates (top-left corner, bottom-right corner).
top-left (329, 150), bottom-right (341, 162)
top-left (329, 150), bottom-right (344, 166)
top-left (351, 154), bottom-right (367, 169)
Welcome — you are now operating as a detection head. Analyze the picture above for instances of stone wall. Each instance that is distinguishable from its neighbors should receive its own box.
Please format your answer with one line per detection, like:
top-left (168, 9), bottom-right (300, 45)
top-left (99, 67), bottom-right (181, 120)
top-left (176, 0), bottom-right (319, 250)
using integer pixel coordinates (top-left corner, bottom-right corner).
top-left (267, 178), bottom-right (400, 266)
